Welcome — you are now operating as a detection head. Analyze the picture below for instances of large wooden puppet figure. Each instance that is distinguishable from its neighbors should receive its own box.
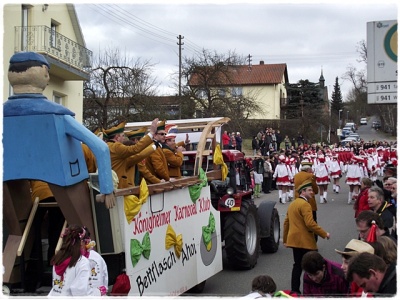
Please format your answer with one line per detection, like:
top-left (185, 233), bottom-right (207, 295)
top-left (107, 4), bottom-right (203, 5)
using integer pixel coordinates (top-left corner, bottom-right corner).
top-left (2, 52), bottom-right (115, 283)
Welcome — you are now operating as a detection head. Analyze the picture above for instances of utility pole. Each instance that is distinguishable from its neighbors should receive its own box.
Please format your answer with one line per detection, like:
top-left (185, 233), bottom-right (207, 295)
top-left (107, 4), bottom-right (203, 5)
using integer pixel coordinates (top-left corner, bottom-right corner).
top-left (247, 54), bottom-right (252, 70)
top-left (177, 35), bottom-right (184, 98)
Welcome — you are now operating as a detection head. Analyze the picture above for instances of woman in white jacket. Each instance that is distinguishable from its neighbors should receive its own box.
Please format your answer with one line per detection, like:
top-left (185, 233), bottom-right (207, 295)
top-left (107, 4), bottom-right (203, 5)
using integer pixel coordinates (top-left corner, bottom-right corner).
top-left (344, 156), bottom-right (363, 205)
top-left (48, 225), bottom-right (106, 297)
top-left (81, 227), bottom-right (109, 292)
top-left (314, 155), bottom-right (330, 204)
top-left (272, 155), bottom-right (293, 204)
top-left (328, 154), bottom-right (343, 194)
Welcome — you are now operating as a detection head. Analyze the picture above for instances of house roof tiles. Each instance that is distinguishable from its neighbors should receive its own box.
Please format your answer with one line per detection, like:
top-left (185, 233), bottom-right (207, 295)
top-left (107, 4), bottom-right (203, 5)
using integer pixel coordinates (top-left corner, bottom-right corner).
top-left (189, 63), bottom-right (288, 87)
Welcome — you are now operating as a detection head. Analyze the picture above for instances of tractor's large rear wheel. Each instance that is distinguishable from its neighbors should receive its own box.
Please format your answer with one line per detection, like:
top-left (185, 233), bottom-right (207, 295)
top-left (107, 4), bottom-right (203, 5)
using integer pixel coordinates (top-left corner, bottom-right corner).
top-left (223, 201), bottom-right (260, 269)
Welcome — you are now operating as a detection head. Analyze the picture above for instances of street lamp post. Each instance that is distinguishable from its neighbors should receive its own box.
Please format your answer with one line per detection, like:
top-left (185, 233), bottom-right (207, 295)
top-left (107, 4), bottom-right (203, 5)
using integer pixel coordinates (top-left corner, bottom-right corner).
top-left (339, 109), bottom-right (343, 129)
top-left (300, 99), bottom-right (304, 118)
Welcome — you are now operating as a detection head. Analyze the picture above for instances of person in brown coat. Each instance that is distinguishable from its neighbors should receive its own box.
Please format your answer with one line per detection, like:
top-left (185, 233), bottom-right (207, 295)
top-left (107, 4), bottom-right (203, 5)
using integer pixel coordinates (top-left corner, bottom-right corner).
top-left (162, 133), bottom-right (185, 178)
top-left (145, 120), bottom-right (170, 181)
top-left (283, 179), bottom-right (331, 294)
top-left (125, 127), bottom-right (162, 185)
top-left (294, 160), bottom-right (318, 223)
top-left (105, 120), bottom-right (158, 189)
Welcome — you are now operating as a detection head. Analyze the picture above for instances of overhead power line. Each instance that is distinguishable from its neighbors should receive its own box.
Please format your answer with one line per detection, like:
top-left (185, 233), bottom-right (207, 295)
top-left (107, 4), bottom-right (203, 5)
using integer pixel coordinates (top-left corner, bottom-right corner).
top-left (88, 4), bottom-right (203, 55)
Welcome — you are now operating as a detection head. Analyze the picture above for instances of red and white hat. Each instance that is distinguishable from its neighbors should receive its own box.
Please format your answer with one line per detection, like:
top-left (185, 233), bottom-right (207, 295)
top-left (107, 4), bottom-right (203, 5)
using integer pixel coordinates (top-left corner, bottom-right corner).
top-left (278, 154), bottom-right (286, 162)
top-left (165, 133), bottom-right (176, 140)
top-left (165, 124), bottom-right (178, 133)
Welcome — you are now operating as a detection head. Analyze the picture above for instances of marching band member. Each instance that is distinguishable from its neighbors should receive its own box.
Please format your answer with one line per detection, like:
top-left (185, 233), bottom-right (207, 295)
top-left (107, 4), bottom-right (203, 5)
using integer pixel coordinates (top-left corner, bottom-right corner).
top-left (273, 154), bottom-right (293, 204)
top-left (314, 154), bottom-right (330, 204)
top-left (329, 153), bottom-right (343, 194)
top-left (344, 156), bottom-right (363, 205)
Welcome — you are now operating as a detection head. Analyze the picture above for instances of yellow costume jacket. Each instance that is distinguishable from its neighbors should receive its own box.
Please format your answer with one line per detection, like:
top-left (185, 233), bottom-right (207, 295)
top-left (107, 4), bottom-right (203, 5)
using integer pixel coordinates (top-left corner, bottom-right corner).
top-left (81, 143), bottom-right (97, 173)
top-left (107, 135), bottom-right (153, 188)
top-left (283, 197), bottom-right (328, 250)
top-left (293, 171), bottom-right (318, 212)
top-left (30, 180), bottom-right (53, 201)
top-left (125, 145), bottom-right (155, 187)
top-left (162, 145), bottom-right (183, 178)
top-left (145, 144), bottom-right (170, 181)
top-left (138, 162), bottom-right (161, 184)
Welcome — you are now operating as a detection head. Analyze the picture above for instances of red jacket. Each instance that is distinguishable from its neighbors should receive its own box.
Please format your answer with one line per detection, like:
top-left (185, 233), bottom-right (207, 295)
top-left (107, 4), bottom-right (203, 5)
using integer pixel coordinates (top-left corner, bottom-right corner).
top-left (354, 187), bottom-right (370, 218)
top-left (222, 133), bottom-right (231, 146)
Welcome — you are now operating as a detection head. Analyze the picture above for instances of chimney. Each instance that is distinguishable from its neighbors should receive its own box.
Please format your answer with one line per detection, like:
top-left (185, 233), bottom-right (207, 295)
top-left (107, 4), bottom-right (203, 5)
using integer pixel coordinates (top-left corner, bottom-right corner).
top-left (260, 60), bottom-right (264, 65)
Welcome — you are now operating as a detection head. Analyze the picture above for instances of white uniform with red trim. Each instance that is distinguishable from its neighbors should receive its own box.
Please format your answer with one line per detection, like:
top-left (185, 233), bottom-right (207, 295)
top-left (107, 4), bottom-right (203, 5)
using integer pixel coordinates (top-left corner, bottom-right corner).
top-left (359, 162), bottom-right (369, 178)
top-left (328, 158), bottom-right (342, 179)
top-left (314, 161), bottom-right (330, 185)
top-left (272, 162), bottom-right (292, 186)
top-left (345, 162), bottom-right (362, 186)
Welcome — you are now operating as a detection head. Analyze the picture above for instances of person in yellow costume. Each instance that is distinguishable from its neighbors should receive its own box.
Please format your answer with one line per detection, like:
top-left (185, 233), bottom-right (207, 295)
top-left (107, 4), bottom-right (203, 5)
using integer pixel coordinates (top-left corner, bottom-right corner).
top-left (162, 133), bottom-right (185, 178)
top-left (105, 120), bottom-right (158, 189)
top-left (145, 120), bottom-right (171, 181)
top-left (124, 127), bottom-right (162, 185)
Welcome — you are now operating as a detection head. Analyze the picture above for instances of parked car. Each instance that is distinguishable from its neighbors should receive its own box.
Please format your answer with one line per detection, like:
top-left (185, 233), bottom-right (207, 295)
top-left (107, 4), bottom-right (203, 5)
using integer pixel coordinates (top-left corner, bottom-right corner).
top-left (342, 126), bottom-right (353, 133)
top-left (348, 133), bottom-right (361, 141)
top-left (340, 130), bottom-right (352, 140)
top-left (372, 121), bottom-right (381, 129)
top-left (360, 118), bottom-right (367, 125)
top-left (341, 137), bottom-right (358, 146)
top-left (344, 123), bottom-right (356, 132)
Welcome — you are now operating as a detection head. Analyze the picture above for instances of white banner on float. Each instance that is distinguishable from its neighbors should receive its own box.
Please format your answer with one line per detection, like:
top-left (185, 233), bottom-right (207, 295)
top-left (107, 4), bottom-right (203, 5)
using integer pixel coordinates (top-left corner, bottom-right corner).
top-left (120, 186), bottom-right (223, 297)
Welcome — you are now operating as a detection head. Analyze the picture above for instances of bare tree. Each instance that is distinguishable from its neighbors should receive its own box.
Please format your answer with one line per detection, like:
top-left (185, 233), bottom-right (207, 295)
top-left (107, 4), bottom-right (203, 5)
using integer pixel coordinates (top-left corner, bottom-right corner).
top-left (356, 40), bottom-right (367, 64)
top-left (83, 48), bottom-right (159, 130)
top-left (182, 49), bottom-right (264, 129)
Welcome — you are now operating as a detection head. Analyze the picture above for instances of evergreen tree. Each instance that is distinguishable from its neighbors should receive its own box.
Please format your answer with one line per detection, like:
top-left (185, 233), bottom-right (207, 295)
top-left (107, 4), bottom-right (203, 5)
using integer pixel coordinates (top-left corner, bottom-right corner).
top-left (330, 76), bottom-right (344, 114)
top-left (285, 79), bottom-right (324, 119)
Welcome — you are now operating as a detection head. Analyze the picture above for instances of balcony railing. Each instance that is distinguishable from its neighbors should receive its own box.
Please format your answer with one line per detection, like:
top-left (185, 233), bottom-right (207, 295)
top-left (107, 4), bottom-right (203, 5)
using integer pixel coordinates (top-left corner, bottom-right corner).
top-left (14, 26), bottom-right (92, 72)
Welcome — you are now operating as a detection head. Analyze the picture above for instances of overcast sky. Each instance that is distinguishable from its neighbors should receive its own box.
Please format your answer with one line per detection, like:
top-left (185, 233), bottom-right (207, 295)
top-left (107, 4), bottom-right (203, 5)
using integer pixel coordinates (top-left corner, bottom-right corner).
top-left (74, 1), bottom-right (398, 99)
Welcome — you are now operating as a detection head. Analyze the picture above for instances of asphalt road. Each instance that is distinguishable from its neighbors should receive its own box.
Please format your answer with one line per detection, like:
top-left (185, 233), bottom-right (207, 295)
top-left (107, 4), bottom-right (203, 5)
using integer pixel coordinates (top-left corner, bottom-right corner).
top-left (354, 115), bottom-right (396, 142)
top-left (193, 118), bottom-right (396, 297)
top-left (196, 182), bottom-right (356, 297)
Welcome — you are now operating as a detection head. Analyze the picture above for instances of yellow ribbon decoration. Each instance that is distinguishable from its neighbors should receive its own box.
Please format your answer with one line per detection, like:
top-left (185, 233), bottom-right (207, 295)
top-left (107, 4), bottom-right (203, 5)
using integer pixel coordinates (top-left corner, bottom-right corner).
top-left (124, 178), bottom-right (149, 224)
top-left (213, 144), bottom-right (228, 181)
top-left (165, 224), bottom-right (183, 259)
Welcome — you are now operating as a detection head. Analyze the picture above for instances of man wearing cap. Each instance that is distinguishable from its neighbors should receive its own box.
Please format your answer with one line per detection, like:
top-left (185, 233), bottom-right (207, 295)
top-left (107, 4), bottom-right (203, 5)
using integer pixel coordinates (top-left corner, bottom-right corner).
top-left (283, 179), bottom-right (330, 294)
top-left (145, 120), bottom-right (171, 181)
top-left (105, 121), bottom-right (158, 189)
top-left (335, 239), bottom-right (375, 296)
top-left (125, 128), bottom-right (162, 185)
top-left (3, 51), bottom-right (116, 283)
top-left (293, 160), bottom-right (319, 228)
top-left (162, 133), bottom-right (185, 178)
